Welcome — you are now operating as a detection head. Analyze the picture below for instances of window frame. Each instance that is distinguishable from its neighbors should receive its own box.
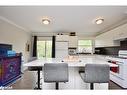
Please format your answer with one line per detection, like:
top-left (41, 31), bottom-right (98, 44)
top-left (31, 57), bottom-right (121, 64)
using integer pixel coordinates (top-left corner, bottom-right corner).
top-left (78, 39), bottom-right (93, 54)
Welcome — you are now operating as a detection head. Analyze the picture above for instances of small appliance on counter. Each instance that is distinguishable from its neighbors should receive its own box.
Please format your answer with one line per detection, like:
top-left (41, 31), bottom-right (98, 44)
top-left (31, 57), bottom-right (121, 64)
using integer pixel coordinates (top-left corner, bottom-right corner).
top-left (62, 55), bottom-right (81, 62)
top-left (68, 48), bottom-right (77, 55)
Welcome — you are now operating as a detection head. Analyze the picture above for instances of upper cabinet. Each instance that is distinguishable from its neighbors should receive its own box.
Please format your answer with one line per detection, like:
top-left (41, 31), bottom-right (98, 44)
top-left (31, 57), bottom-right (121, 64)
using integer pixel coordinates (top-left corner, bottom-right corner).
top-left (95, 30), bottom-right (117, 47)
top-left (68, 36), bottom-right (78, 48)
top-left (56, 35), bottom-right (69, 41)
top-left (113, 23), bottom-right (127, 40)
top-left (56, 35), bottom-right (78, 48)
top-left (95, 23), bottom-right (127, 47)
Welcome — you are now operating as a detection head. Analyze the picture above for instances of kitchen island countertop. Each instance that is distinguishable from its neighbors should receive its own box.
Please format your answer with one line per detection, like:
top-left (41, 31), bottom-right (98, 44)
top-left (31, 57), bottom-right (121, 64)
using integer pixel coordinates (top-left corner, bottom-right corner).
top-left (24, 55), bottom-right (118, 67)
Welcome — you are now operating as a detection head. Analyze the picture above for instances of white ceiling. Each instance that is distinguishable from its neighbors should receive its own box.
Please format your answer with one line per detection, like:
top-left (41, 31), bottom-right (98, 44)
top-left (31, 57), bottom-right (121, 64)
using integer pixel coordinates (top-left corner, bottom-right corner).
top-left (0, 6), bottom-right (127, 37)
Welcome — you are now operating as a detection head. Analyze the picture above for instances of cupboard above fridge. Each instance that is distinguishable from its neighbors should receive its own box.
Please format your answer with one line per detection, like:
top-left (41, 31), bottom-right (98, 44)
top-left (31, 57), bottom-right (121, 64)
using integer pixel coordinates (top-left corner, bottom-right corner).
top-left (56, 35), bottom-right (78, 48)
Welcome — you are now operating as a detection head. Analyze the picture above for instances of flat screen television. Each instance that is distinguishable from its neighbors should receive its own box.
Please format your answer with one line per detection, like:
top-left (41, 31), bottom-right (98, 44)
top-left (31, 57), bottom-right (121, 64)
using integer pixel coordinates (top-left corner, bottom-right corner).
top-left (0, 44), bottom-right (12, 56)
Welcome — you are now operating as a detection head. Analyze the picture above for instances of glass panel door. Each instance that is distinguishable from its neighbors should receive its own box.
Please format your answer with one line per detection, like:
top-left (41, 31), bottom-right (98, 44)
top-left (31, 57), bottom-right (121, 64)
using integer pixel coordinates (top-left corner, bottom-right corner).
top-left (37, 40), bottom-right (52, 59)
top-left (46, 41), bottom-right (52, 58)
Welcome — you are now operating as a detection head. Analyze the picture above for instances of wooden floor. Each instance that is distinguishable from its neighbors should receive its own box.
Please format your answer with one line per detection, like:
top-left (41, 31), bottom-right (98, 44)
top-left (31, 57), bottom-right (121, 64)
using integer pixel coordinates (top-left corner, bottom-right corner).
top-left (10, 70), bottom-right (124, 90)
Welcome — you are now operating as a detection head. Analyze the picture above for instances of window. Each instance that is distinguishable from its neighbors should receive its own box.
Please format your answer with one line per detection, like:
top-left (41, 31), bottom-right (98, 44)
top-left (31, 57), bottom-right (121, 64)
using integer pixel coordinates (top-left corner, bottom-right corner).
top-left (37, 40), bottom-right (52, 59)
top-left (78, 40), bottom-right (93, 54)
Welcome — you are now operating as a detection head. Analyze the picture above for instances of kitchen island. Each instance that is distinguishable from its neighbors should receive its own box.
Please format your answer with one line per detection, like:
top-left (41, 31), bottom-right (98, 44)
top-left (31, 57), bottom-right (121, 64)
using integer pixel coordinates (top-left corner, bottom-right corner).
top-left (24, 55), bottom-right (117, 90)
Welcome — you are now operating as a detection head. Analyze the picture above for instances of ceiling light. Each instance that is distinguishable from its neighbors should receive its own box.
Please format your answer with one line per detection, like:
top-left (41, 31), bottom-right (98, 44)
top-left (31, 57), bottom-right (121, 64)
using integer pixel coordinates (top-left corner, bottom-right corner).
top-left (42, 19), bottom-right (50, 25)
top-left (95, 18), bottom-right (104, 25)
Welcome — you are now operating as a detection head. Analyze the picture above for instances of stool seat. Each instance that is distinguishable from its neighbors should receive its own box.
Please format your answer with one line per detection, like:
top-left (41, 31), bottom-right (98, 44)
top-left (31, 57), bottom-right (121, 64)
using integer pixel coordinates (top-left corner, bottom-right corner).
top-left (44, 63), bottom-right (68, 89)
top-left (79, 64), bottom-right (110, 89)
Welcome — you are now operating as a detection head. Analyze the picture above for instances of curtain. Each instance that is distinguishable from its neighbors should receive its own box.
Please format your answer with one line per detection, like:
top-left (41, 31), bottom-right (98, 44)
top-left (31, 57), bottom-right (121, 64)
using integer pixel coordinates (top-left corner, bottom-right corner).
top-left (33, 36), bottom-right (37, 57)
top-left (52, 36), bottom-right (55, 58)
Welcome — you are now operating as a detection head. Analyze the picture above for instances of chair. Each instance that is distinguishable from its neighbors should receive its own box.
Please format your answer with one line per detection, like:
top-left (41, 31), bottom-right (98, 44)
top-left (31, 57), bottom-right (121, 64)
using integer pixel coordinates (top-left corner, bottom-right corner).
top-left (44, 63), bottom-right (68, 90)
top-left (79, 64), bottom-right (110, 90)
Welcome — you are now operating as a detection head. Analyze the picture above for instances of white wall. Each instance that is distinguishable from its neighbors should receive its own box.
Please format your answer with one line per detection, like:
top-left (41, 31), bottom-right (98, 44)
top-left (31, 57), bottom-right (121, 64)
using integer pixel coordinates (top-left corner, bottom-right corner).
top-left (0, 18), bottom-right (32, 63)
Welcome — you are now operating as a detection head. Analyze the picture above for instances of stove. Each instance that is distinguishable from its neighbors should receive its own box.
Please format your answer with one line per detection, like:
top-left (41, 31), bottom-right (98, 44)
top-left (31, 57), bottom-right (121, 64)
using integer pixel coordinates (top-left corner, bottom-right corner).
top-left (106, 50), bottom-right (127, 88)
top-left (119, 50), bottom-right (127, 58)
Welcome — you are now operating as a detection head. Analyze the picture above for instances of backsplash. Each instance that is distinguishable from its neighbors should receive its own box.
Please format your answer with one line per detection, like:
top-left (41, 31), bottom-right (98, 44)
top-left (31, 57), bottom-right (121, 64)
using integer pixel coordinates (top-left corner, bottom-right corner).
top-left (95, 46), bottom-right (127, 55)
top-left (95, 46), bottom-right (120, 55)
top-left (95, 39), bottom-right (127, 55)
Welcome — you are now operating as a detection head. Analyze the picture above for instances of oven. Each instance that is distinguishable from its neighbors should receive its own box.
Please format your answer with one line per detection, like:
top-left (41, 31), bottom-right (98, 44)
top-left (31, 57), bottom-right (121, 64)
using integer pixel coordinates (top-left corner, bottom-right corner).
top-left (109, 60), bottom-right (119, 73)
top-left (107, 50), bottom-right (127, 88)
top-left (107, 58), bottom-right (124, 79)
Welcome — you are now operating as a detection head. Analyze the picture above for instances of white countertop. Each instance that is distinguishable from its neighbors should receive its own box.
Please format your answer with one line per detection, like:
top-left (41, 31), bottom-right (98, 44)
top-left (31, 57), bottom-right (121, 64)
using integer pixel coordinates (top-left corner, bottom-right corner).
top-left (23, 56), bottom-right (118, 67)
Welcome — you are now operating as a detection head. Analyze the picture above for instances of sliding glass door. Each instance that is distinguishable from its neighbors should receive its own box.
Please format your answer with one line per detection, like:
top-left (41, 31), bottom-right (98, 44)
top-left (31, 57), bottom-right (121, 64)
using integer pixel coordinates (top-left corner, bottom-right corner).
top-left (37, 40), bottom-right (52, 59)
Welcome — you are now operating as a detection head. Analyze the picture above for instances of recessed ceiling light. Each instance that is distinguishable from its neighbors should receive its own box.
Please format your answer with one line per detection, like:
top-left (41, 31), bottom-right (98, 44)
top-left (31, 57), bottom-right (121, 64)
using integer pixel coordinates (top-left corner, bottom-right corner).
top-left (95, 18), bottom-right (104, 25)
top-left (42, 18), bottom-right (50, 25)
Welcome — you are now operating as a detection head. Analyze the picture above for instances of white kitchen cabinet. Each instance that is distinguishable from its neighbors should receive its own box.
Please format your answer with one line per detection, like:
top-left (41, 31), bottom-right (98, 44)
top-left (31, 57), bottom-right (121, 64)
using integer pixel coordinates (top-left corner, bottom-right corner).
top-left (56, 35), bottom-right (69, 41)
top-left (113, 23), bottom-right (127, 40)
top-left (95, 23), bottom-right (127, 47)
top-left (56, 35), bottom-right (78, 47)
top-left (68, 36), bottom-right (78, 48)
top-left (95, 29), bottom-right (117, 47)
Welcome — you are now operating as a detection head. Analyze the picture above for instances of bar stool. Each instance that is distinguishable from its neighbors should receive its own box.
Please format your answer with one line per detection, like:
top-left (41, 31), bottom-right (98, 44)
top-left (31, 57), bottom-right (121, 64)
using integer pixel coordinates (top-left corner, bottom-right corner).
top-left (44, 63), bottom-right (68, 90)
top-left (79, 64), bottom-right (110, 90)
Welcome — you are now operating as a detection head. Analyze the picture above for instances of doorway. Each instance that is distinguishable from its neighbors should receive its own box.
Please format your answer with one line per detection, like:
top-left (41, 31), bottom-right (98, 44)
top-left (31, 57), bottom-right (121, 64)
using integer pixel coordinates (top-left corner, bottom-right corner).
top-left (37, 40), bottom-right (52, 59)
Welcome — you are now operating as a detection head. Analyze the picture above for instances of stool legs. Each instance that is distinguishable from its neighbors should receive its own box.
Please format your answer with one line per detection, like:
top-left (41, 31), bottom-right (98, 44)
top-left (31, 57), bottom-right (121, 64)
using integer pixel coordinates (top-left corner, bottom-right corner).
top-left (55, 82), bottom-right (59, 90)
top-left (34, 69), bottom-right (41, 89)
top-left (90, 83), bottom-right (94, 90)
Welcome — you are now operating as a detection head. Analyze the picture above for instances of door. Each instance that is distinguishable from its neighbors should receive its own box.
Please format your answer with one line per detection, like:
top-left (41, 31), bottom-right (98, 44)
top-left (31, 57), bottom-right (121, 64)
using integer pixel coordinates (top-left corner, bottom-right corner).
top-left (37, 40), bottom-right (52, 59)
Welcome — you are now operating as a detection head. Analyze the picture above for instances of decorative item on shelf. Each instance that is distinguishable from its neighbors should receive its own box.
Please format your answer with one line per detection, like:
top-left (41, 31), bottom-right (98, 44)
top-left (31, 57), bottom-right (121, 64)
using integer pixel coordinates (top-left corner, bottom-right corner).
top-left (57, 33), bottom-right (63, 35)
top-left (70, 32), bottom-right (76, 36)
top-left (25, 41), bottom-right (30, 52)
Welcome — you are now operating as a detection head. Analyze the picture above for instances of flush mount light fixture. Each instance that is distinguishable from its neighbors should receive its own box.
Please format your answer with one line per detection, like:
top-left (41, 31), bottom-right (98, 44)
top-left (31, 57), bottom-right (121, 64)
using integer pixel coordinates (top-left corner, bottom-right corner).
top-left (42, 18), bottom-right (50, 25)
top-left (95, 18), bottom-right (104, 25)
